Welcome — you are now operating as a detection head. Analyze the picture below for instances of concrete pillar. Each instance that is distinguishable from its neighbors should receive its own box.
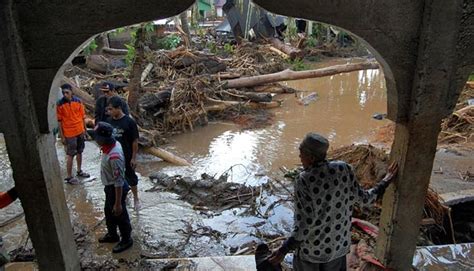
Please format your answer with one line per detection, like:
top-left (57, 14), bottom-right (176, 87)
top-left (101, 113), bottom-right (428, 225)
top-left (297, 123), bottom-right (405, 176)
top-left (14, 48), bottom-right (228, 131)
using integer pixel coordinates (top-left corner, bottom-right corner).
top-left (376, 0), bottom-right (471, 269)
top-left (0, 1), bottom-right (80, 270)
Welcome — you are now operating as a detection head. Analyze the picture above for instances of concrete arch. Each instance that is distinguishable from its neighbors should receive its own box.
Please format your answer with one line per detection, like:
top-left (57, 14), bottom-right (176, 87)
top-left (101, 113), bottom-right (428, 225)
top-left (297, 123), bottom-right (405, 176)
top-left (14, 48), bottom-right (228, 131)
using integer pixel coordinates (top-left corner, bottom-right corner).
top-left (1, 0), bottom-right (472, 270)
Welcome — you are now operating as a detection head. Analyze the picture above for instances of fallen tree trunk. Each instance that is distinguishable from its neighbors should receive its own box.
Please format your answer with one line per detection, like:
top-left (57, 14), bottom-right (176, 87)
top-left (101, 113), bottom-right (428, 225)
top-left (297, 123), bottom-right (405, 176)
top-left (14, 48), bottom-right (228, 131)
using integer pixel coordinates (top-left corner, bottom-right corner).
top-left (143, 147), bottom-right (192, 166)
top-left (101, 47), bottom-right (128, 55)
top-left (226, 89), bottom-right (272, 103)
top-left (253, 83), bottom-right (297, 94)
top-left (270, 38), bottom-right (303, 60)
top-left (205, 97), bottom-right (282, 112)
top-left (224, 61), bottom-right (379, 89)
top-left (86, 55), bottom-right (109, 74)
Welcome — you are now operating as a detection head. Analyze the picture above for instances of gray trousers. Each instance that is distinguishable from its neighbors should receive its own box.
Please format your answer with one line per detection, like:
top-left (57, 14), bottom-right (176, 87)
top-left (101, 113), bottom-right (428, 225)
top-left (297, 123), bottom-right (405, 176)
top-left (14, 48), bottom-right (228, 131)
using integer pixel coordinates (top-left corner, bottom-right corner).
top-left (293, 252), bottom-right (347, 271)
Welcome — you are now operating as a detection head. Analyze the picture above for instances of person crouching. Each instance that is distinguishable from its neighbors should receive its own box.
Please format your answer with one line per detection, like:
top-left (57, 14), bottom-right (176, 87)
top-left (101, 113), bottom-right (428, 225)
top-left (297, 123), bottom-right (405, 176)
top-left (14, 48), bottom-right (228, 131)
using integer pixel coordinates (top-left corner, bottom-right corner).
top-left (93, 122), bottom-right (133, 253)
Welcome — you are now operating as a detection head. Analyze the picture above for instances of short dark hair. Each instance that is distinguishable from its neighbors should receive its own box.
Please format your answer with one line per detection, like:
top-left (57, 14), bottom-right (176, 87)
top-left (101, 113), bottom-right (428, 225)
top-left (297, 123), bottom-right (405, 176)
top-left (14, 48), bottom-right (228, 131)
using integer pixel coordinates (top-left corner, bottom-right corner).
top-left (107, 96), bottom-right (124, 110)
top-left (60, 83), bottom-right (72, 91)
top-left (100, 82), bottom-right (114, 91)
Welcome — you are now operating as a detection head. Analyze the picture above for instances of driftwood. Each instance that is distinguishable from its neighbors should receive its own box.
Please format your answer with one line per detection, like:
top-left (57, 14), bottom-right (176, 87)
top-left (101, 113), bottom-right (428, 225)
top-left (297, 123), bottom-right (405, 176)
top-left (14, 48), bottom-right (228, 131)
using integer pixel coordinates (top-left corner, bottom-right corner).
top-left (143, 147), bottom-right (191, 166)
top-left (268, 46), bottom-right (289, 59)
top-left (205, 97), bottom-right (282, 112)
top-left (140, 63), bottom-right (154, 86)
top-left (86, 55), bottom-right (109, 74)
top-left (101, 47), bottom-right (128, 55)
top-left (270, 38), bottom-right (303, 60)
top-left (86, 54), bottom-right (127, 74)
top-left (224, 61), bottom-right (380, 89)
top-left (226, 89), bottom-right (272, 103)
top-left (253, 83), bottom-right (297, 94)
top-left (212, 72), bottom-right (242, 80)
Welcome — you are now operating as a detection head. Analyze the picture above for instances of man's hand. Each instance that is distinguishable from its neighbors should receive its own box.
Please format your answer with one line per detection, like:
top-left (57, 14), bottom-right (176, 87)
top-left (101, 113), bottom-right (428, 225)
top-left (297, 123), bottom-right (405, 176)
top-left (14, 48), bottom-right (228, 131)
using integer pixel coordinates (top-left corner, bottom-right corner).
top-left (130, 158), bottom-right (137, 170)
top-left (268, 250), bottom-right (285, 266)
top-left (61, 136), bottom-right (66, 145)
top-left (112, 203), bottom-right (123, 216)
top-left (83, 131), bottom-right (91, 141)
top-left (383, 161), bottom-right (399, 183)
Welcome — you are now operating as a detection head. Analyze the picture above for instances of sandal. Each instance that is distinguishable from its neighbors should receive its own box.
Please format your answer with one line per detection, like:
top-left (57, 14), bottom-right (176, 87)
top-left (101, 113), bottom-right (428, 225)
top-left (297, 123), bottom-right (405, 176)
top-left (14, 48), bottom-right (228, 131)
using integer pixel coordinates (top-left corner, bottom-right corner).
top-left (76, 170), bottom-right (90, 178)
top-left (65, 177), bottom-right (79, 185)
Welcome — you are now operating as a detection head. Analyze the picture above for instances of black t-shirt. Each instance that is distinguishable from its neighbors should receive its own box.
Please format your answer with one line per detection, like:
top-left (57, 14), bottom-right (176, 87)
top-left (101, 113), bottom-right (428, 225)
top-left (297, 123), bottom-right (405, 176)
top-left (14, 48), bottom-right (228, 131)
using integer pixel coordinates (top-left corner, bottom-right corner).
top-left (108, 115), bottom-right (139, 162)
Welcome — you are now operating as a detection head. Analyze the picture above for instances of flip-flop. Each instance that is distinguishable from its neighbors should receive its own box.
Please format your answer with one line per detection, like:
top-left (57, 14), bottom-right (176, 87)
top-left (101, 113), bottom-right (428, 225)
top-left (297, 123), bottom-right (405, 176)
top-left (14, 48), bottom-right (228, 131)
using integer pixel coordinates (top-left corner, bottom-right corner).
top-left (65, 177), bottom-right (79, 185)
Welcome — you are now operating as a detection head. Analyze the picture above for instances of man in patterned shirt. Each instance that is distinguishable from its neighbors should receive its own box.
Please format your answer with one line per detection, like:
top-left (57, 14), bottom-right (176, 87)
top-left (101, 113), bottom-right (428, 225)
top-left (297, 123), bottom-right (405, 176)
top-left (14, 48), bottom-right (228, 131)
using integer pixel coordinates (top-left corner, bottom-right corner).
top-left (269, 133), bottom-right (398, 270)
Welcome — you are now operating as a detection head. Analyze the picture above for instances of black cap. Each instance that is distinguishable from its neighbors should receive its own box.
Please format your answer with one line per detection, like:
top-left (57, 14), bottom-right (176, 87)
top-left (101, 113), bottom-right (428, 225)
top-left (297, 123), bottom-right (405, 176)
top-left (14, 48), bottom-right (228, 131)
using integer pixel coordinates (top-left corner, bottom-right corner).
top-left (92, 122), bottom-right (115, 145)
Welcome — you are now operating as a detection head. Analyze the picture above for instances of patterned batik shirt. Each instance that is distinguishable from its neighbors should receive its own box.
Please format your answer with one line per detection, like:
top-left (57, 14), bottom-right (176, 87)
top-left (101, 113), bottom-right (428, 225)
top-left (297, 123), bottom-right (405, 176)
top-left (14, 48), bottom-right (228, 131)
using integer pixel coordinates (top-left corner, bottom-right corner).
top-left (280, 160), bottom-right (389, 263)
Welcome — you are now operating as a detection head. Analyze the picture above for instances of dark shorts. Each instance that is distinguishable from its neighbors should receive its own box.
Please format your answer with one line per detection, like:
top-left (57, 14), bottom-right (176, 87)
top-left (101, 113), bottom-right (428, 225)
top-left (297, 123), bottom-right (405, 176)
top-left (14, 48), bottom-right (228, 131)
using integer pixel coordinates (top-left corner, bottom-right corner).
top-left (65, 134), bottom-right (85, 156)
top-left (125, 162), bottom-right (139, 187)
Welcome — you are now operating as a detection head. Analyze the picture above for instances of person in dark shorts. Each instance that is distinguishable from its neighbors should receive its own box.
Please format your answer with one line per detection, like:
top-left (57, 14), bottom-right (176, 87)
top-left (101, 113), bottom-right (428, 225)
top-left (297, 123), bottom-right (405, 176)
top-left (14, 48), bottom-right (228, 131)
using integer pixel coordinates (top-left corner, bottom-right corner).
top-left (93, 122), bottom-right (133, 253)
top-left (57, 84), bottom-right (90, 184)
top-left (106, 96), bottom-right (141, 211)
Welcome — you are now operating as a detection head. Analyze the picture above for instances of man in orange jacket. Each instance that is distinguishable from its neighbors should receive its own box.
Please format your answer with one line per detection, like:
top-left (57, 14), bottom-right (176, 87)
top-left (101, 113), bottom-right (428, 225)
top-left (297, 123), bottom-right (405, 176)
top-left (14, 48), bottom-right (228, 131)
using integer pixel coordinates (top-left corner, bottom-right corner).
top-left (57, 84), bottom-right (90, 184)
top-left (0, 187), bottom-right (18, 270)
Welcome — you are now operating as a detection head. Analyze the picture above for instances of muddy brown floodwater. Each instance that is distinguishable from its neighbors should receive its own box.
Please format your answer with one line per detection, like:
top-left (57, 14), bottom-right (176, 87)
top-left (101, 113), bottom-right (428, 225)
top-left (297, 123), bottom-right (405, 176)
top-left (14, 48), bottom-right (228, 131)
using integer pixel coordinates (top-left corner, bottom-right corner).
top-left (138, 58), bottom-right (389, 183)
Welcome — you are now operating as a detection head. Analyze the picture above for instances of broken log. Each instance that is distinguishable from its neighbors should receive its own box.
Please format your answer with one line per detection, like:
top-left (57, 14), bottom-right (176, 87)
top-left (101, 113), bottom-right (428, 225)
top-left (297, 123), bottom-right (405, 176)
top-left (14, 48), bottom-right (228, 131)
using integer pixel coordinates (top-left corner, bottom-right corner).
top-left (101, 47), bottom-right (128, 55)
top-left (143, 147), bottom-right (191, 166)
top-left (268, 46), bottom-right (289, 59)
top-left (253, 83), bottom-right (297, 94)
top-left (205, 97), bottom-right (282, 112)
top-left (212, 72), bottom-right (242, 80)
top-left (226, 89), bottom-right (272, 103)
top-left (86, 55), bottom-right (109, 74)
top-left (270, 38), bottom-right (303, 60)
top-left (224, 61), bottom-right (380, 89)
top-left (140, 63), bottom-right (154, 86)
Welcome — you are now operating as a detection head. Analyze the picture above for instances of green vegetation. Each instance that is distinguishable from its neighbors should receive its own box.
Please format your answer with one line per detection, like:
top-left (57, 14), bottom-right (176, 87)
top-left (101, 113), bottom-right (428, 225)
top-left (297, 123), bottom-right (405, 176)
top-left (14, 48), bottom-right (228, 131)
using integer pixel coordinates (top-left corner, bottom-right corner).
top-left (83, 39), bottom-right (98, 55)
top-left (287, 58), bottom-right (308, 71)
top-left (468, 73), bottom-right (474, 81)
top-left (206, 41), bottom-right (218, 53)
top-left (223, 43), bottom-right (234, 54)
top-left (155, 34), bottom-right (182, 50)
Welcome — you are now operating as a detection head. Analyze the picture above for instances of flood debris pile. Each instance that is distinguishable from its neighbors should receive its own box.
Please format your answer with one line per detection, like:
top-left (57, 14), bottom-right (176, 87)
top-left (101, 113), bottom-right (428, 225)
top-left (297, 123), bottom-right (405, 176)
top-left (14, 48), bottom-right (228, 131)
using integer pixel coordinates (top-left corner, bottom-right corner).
top-left (439, 86), bottom-right (474, 144)
top-left (66, 40), bottom-right (303, 143)
top-left (373, 85), bottom-right (474, 147)
top-left (147, 172), bottom-right (261, 211)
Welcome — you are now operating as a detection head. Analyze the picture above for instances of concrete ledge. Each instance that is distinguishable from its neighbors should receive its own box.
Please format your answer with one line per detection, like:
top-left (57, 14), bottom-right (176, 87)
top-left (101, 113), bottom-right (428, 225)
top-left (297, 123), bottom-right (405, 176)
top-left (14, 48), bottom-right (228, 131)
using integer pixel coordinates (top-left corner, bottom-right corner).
top-left (440, 189), bottom-right (474, 206)
top-left (142, 255), bottom-right (256, 271)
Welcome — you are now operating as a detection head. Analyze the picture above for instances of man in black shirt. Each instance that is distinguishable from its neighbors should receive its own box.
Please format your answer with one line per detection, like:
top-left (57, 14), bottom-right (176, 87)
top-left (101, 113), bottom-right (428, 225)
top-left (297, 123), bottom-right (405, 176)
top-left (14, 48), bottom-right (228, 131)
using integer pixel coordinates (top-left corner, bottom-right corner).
top-left (107, 96), bottom-right (140, 211)
top-left (95, 82), bottom-right (129, 125)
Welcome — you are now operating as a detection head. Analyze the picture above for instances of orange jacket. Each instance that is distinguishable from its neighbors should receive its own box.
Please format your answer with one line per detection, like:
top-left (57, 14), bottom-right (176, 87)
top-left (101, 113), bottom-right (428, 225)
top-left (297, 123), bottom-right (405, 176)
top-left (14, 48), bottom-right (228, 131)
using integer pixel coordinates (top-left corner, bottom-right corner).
top-left (57, 96), bottom-right (86, 138)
